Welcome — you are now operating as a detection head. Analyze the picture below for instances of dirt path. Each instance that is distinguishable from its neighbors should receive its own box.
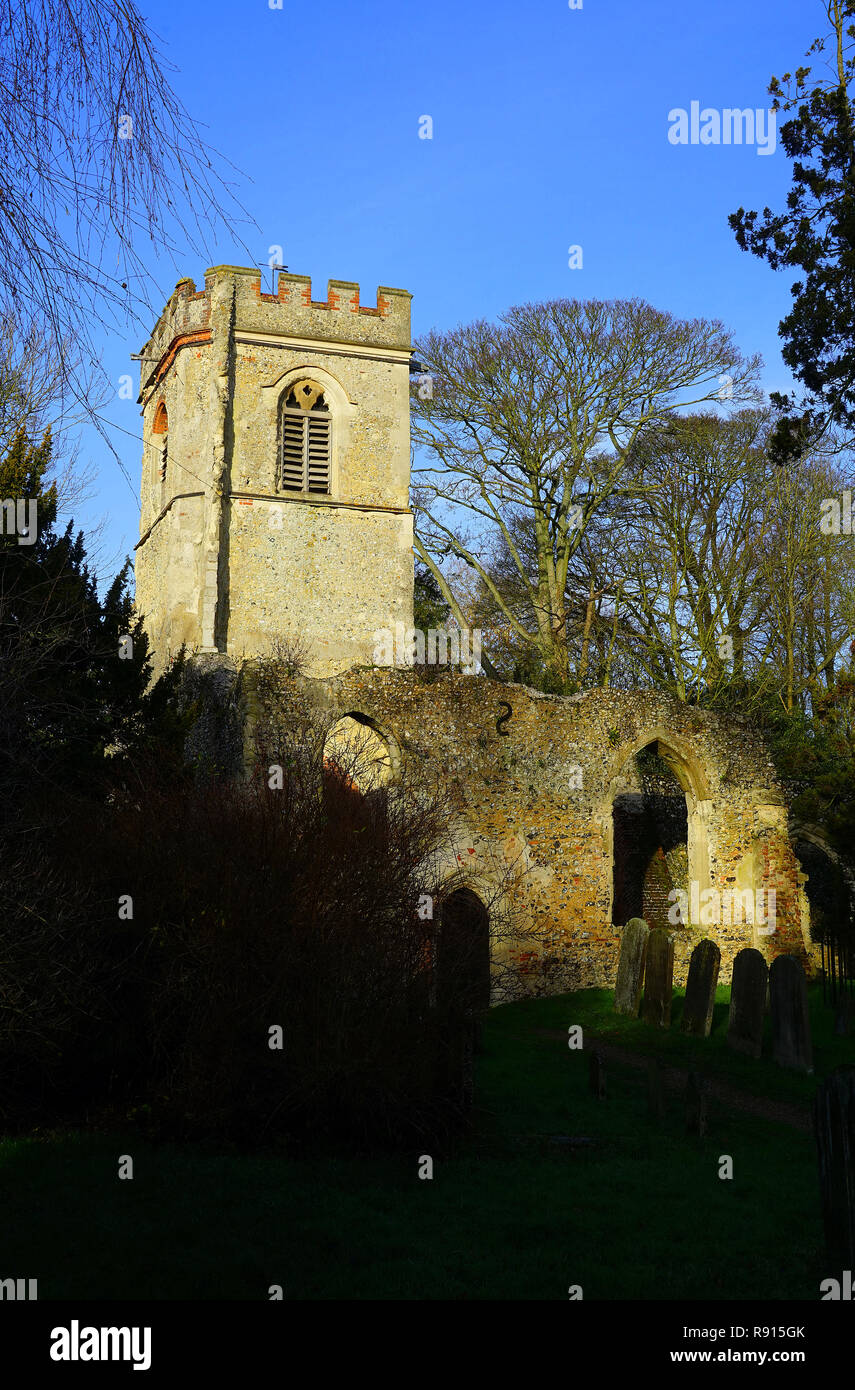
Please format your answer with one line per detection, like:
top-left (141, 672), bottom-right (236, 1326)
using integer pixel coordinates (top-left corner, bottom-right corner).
top-left (536, 1029), bottom-right (813, 1132)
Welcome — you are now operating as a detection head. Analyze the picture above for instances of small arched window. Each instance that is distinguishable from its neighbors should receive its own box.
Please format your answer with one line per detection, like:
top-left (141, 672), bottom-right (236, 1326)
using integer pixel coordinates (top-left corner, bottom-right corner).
top-left (152, 400), bottom-right (168, 482)
top-left (280, 380), bottom-right (331, 494)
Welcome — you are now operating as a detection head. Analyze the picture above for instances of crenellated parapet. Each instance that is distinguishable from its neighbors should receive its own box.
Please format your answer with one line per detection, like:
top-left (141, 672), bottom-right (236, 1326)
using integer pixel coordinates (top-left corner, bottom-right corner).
top-left (229, 265), bottom-right (412, 352)
top-left (137, 278), bottom-right (211, 405)
top-left (138, 266), bottom-right (412, 406)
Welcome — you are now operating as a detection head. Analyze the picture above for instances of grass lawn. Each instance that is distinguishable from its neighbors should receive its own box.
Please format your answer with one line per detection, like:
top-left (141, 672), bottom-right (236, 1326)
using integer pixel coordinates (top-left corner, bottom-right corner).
top-left (1, 984), bottom-right (848, 1300)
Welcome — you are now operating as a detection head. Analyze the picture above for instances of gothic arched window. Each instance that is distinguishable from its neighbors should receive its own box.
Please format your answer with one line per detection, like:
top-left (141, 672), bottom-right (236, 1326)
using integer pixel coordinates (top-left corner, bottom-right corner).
top-left (279, 380), bottom-right (331, 494)
top-left (152, 400), bottom-right (168, 482)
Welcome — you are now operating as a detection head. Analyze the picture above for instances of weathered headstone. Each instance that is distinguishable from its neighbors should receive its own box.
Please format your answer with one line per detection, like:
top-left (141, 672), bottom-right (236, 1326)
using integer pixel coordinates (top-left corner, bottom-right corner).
top-left (685, 1071), bottom-right (708, 1137)
top-left (589, 1048), bottom-right (606, 1100)
top-left (642, 928), bottom-right (674, 1028)
top-left (647, 1056), bottom-right (665, 1121)
top-left (614, 918), bottom-right (649, 1017)
top-left (727, 947), bottom-right (768, 1058)
top-left (770, 955), bottom-right (813, 1073)
top-left (682, 939), bottom-right (721, 1037)
top-left (814, 1066), bottom-right (855, 1269)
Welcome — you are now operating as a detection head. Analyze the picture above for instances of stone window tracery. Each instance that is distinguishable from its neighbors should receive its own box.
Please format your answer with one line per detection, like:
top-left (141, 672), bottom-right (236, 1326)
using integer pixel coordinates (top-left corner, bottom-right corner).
top-left (279, 380), bottom-right (331, 494)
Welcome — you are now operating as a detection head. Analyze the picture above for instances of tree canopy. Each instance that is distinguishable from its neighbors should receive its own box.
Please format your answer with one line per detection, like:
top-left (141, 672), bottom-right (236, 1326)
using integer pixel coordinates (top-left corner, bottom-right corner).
top-left (730, 0), bottom-right (855, 459)
top-left (411, 296), bottom-right (760, 689)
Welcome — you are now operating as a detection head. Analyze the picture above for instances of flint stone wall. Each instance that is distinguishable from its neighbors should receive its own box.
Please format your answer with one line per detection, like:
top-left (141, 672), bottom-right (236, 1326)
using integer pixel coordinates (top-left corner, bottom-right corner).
top-left (239, 664), bottom-right (813, 998)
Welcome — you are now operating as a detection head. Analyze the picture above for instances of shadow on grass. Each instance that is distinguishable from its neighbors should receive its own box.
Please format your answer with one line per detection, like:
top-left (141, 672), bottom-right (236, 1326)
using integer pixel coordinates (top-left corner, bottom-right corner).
top-left (0, 982), bottom-right (845, 1300)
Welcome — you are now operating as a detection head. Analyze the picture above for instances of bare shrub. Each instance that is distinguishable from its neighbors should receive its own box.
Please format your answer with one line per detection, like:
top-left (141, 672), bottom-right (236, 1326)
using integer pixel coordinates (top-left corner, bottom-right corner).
top-left (97, 683), bottom-right (477, 1149)
top-left (0, 817), bottom-right (140, 1126)
top-left (0, 650), bottom-right (568, 1146)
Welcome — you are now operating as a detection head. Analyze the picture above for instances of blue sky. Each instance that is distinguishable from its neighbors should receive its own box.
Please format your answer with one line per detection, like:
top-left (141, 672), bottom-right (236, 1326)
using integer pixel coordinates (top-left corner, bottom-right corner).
top-left (82, 0), bottom-right (818, 580)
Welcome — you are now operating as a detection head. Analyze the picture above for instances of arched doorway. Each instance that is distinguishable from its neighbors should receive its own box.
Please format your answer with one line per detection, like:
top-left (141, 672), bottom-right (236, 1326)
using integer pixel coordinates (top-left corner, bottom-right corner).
top-left (321, 712), bottom-right (394, 833)
top-left (322, 712), bottom-right (394, 793)
top-left (612, 743), bottom-right (689, 928)
top-left (792, 828), bottom-right (854, 1002)
top-left (436, 888), bottom-right (491, 1012)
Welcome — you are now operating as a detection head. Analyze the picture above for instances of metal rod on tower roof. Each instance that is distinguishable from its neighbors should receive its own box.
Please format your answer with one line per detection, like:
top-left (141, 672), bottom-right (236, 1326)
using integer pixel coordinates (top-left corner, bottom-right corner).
top-left (258, 263), bottom-right (288, 296)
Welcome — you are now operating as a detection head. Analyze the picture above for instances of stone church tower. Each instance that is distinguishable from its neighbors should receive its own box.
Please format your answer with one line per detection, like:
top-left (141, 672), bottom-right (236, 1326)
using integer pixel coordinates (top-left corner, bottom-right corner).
top-left (134, 266), bottom-right (415, 675)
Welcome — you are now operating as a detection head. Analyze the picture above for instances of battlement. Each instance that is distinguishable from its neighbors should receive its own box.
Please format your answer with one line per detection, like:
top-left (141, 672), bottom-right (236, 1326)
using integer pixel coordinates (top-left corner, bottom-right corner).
top-left (138, 266), bottom-right (412, 405)
top-left (222, 266), bottom-right (412, 351)
top-left (248, 270), bottom-right (406, 317)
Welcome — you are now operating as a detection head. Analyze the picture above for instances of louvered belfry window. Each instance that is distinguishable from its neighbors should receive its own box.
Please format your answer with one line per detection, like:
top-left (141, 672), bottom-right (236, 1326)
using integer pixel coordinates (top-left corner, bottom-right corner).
top-left (279, 381), bottom-right (331, 493)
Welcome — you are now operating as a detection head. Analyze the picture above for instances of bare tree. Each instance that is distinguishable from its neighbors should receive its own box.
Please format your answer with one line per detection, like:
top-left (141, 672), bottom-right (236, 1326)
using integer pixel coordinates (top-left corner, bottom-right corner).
top-left (611, 411), bottom-right (776, 704)
top-left (0, 0), bottom-right (250, 424)
top-left (578, 414), bottom-right (855, 714)
top-left (0, 313), bottom-right (69, 453)
top-left (754, 449), bottom-right (855, 713)
top-left (411, 297), bottom-right (761, 688)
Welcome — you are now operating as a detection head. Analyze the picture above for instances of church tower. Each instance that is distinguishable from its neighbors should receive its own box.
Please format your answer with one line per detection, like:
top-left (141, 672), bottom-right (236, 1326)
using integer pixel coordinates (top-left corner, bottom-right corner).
top-left (134, 266), bottom-right (415, 676)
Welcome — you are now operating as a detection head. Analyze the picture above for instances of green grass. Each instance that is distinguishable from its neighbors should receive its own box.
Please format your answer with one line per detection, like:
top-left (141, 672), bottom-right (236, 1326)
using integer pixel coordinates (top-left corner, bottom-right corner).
top-left (1, 984), bottom-right (848, 1300)
top-left (502, 980), bottom-right (854, 1107)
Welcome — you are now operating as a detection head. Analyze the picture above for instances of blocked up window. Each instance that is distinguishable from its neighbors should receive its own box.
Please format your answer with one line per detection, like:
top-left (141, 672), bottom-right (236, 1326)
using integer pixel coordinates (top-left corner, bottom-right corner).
top-left (152, 400), bottom-right (169, 483)
top-left (279, 380), bottom-right (331, 493)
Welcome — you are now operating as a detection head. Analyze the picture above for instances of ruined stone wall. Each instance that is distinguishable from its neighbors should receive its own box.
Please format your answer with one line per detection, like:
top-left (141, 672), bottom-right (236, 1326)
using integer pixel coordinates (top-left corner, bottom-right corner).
top-left (241, 665), bottom-right (814, 998)
top-left (133, 268), bottom-right (816, 1007)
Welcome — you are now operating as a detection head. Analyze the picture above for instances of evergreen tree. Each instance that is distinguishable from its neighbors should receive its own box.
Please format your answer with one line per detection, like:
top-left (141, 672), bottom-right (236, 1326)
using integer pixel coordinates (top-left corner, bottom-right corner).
top-left (0, 426), bottom-right (187, 821)
top-left (413, 561), bottom-right (450, 632)
top-left (730, 1), bottom-right (855, 458)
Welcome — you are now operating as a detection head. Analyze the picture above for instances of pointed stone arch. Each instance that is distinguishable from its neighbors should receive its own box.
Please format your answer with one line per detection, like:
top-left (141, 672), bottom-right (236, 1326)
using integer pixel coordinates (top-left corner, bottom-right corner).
top-left (600, 727), bottom-right (713, 927)
top-left (152, 399), bottom-right (169, 434)
top-left (263, 361), bottom-right (357, 409)
top-left (789, 819), bottom-right (854, 963)
top-left (262, 363), bottom-right (356, 501)
top-left (604, 726), bottom-right (712, 803)
top-left (322, 709), bottom-right (400, 792)
top-left (435, 885), bottom-right (492, 1011)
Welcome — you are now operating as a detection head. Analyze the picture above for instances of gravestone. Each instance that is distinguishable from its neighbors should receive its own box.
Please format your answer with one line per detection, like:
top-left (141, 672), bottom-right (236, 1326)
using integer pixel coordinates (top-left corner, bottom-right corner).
top-left (685, 1071), bottom-right (708, 1137)
top-left (770, 955), bottom-right (813, 1073)
top-left (614, 918), bottom-right (649, 1017)
top-left (682, 939), bottom-right (721, 1037)
top-left (814, 1066), bottom-right (855, 1269)
top-left (589, 1048), bottom-right (606, 1100)
top-left (727, 947), bottom-right (768, 1058)
top-left (647, 1057), bottom-right (665, 1122)
top-left (642, 928), bottom-right (674, 1028)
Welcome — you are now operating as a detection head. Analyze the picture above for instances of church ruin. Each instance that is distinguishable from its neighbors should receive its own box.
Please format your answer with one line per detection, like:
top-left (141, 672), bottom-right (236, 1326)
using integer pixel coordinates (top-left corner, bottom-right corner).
top-left (134, 266), bottom-right (816, 997)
